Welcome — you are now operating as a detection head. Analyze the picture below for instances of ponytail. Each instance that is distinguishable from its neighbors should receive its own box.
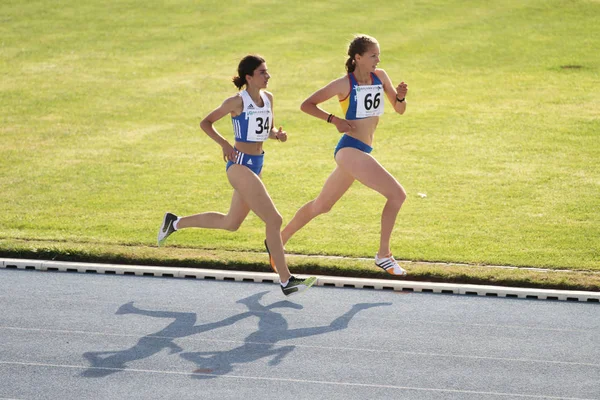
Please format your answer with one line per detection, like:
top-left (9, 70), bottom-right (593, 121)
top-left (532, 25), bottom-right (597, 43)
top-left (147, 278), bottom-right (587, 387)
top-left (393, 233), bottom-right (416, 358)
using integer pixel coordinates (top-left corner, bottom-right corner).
top-left (345, 56), bottom-right (356, 73)
top-left (232, 75), bottom-right (246, 89)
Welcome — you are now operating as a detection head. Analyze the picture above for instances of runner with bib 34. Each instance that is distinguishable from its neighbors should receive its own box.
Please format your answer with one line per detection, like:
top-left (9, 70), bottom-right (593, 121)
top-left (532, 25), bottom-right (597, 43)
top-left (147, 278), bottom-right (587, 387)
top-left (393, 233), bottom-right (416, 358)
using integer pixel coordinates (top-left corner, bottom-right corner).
top-left (157, 55), bottom-right (316, 296)
top-left (279, 34), bottom-right (410, 276)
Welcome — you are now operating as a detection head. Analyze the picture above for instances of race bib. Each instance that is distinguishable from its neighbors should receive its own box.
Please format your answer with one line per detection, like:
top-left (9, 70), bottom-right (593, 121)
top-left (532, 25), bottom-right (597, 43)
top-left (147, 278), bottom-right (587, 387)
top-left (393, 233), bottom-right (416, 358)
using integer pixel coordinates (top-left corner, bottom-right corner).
top-left (354, 84), bottom-right (384, 118)
top-left (246, 109), bottom-right (271, 142)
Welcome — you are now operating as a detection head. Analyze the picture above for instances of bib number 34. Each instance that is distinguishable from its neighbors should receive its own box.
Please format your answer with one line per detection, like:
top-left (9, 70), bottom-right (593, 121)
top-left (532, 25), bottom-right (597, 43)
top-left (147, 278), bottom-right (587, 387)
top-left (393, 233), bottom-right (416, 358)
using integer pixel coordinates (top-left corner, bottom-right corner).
top-left (255, 117), bottom-right (270, 134)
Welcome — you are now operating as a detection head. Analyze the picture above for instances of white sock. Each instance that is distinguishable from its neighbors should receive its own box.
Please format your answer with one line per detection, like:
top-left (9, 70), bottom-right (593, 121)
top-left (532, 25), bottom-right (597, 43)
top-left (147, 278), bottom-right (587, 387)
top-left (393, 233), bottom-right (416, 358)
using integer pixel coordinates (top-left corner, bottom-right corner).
top-left (173, 217), bottom-right (181, 230)
top-left (280, 279), bottom-right (289, 287)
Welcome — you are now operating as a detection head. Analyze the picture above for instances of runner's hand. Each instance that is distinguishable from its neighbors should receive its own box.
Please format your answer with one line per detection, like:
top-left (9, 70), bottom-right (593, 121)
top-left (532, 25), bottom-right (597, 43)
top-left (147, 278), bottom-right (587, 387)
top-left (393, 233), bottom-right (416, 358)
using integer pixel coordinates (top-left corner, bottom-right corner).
top-left (396, 81), bottom-right (408, 99)
top-left (332, 116), bottom-right (354, 133)
top-left (222, 142), bottom-right (236, 162)
top-left (275, 126), bottom-right (288, 142)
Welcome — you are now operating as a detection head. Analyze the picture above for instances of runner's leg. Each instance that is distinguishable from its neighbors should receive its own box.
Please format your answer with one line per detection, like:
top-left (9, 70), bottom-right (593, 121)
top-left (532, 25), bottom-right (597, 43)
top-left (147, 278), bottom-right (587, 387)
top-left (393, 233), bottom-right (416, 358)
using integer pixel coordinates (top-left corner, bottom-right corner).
top-left (176, 190), bottom-right (250, 231)
top-left (335, 148), bottom-right (406, 257)
top-left (281, 166), bottom-right (354, 245)
top-left (226, 165), bottom-right (292, 282)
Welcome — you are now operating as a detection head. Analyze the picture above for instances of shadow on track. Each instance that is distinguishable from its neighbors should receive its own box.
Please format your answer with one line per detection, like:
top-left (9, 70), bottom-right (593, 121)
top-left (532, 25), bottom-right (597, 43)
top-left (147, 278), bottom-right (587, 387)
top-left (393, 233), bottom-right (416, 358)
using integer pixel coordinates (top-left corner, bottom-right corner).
top-left (81, 291), bottom-right (390, 378)
top-left (182, 293), bottom-right (390, 379)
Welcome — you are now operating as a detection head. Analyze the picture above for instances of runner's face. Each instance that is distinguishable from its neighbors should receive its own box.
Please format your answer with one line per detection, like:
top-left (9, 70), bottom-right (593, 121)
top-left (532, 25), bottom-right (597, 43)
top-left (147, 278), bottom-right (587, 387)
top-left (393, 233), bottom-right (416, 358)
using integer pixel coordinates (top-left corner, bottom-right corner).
top-left (248, 63), bottom-right (270, 89)
top-left (357, 44), bottom-right (380, 72)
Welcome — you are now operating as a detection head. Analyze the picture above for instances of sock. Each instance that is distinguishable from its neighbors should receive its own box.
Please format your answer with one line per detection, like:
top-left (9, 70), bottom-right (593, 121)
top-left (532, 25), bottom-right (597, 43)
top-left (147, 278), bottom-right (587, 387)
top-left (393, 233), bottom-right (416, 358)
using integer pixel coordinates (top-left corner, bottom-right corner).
top-left (173, 217), bottom-right (181, 230)
top-left (280, 279), bottom-right (289, 287)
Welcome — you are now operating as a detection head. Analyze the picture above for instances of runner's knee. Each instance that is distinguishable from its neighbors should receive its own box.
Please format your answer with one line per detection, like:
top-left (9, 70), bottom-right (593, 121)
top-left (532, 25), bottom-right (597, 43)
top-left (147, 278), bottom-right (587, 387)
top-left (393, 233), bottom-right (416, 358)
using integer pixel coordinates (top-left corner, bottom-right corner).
top-left (265, 212), bottom-right (283, 229)
top-left (312, 199), bottom-right (334, 215)
top-left (388, 187), bottom-right (407, 208)
top-left (224, 217), bottom-right (244, 232)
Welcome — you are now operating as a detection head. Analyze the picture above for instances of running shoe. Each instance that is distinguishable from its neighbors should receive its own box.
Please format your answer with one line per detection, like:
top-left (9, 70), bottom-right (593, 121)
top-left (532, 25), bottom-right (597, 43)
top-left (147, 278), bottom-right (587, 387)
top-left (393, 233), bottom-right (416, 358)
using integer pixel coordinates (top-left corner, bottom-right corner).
top-left (375, 254), bottom-right (407, 276)
top-left (264, 239), bottom-right (278, 274)
top-left (157, 212), bottom-right (178, 247)
top-left (281, 276), bottom-right (317, 297)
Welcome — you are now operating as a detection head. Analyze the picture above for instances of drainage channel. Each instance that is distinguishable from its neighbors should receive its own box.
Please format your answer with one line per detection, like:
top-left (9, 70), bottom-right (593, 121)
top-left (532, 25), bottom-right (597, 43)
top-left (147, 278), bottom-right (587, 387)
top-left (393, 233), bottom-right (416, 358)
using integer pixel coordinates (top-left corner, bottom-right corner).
top-left (1, 258), bottom-right (599, 303)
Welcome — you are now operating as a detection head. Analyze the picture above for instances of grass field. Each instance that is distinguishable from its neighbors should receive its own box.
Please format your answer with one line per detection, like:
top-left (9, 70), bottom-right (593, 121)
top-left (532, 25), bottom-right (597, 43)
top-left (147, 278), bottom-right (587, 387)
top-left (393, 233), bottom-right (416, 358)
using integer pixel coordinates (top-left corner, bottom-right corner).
top-left (1, 0), bottom-right (599, 286)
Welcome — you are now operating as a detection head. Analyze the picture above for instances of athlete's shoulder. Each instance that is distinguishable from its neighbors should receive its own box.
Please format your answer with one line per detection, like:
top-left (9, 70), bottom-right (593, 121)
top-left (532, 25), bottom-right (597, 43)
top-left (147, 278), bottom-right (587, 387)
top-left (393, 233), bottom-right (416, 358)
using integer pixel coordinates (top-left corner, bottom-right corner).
top-left (329, 74), bottom-right (352, 88)
top-left (225, 92), bottom-right (244, 102)
top-left (374, 68), bottom-right (392, 87)
top-left (326, 74), bottom-right (353, 99)
top-left (220, 93), bottom-right (244, 117)
top-left (262, 90), bottom-right (274, 102)
top-left (374, 68), bottom-right (390, 80)
top-left (334, 73), bottom-right (351, 82)
top-left (223, 92), bottom-right (244, 106)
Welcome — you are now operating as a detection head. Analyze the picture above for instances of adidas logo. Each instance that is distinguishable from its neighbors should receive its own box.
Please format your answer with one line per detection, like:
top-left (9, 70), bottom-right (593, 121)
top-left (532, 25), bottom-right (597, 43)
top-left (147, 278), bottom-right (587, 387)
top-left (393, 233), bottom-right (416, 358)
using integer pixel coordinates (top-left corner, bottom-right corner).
top-left (247, 104), bottom-right (255, 109)
top-left (247, 159), bottom-right (253, 166)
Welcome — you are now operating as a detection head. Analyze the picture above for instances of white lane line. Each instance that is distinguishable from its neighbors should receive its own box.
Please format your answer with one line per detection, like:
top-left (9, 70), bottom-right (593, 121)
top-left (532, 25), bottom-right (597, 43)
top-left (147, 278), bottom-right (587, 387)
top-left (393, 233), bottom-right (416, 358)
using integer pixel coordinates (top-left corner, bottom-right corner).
top-left (0, 360), bottom-right (594, 400)
top-left (415, 320), bottom-right (597, 333)
top-left (2, 326), bottom-right (599, 368)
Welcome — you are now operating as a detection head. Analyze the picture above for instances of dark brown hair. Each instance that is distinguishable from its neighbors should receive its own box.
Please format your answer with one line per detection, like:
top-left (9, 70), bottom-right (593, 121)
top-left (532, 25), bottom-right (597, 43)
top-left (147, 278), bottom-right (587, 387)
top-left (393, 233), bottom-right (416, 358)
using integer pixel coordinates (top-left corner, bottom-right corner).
top-left (345, 35), bottom-right (378, 73)
top-left (232, 55), bottom-right (266, 89)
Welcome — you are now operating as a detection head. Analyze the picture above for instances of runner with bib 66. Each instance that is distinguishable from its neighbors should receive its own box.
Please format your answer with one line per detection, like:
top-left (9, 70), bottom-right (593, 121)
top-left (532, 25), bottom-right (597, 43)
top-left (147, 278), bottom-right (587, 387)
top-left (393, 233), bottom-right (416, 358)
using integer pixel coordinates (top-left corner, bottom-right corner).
top-left (278, 35), bottom-right (410, 276)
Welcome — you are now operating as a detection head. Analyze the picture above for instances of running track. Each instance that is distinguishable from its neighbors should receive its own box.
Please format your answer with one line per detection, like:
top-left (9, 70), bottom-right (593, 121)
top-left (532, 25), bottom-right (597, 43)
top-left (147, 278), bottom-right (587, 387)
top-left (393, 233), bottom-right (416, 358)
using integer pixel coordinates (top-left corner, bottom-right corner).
top-left (1, 268), bottom-right (599, 400)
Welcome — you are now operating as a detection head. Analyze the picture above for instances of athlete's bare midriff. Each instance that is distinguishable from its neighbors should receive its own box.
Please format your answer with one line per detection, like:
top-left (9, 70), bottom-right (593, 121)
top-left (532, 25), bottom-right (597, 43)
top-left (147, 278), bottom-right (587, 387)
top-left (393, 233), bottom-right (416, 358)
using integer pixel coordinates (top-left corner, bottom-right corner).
top-left (345, 116), bottom-right (380, 146)
top-left (234, 141), bottom-right (264, 155)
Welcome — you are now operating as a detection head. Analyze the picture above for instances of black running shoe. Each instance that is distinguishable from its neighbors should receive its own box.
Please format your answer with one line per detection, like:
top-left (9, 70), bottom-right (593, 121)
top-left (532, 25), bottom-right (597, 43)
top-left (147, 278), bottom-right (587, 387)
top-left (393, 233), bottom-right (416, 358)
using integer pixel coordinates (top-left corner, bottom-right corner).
top-left (281, 275), bottom-right (317, 297)
top-left (264, 239), bottom-right (278, 274)
top-left (157, 212), bottom-right (178, 247)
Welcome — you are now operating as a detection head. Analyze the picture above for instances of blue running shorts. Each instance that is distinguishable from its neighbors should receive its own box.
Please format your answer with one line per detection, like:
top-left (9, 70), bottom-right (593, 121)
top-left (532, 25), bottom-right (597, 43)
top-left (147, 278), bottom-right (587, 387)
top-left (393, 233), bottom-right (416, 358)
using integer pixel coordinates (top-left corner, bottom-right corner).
top-left (334, 134), bottom-right (373, 158)
top-left (226, 149), bottom-right (264, 175)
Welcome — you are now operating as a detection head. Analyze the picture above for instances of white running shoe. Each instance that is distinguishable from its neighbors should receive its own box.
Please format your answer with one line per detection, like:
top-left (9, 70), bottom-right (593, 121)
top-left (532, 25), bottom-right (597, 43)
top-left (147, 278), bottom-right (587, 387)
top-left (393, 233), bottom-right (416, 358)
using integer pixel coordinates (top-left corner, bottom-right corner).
top-left (375, 254), bottom-right (407, 276)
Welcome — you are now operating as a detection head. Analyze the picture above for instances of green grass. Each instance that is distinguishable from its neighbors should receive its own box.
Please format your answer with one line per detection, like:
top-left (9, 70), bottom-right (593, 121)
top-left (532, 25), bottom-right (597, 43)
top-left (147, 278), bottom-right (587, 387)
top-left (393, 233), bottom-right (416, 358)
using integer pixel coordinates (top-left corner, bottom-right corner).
top-left (1, 0), bottom-right (599, 283)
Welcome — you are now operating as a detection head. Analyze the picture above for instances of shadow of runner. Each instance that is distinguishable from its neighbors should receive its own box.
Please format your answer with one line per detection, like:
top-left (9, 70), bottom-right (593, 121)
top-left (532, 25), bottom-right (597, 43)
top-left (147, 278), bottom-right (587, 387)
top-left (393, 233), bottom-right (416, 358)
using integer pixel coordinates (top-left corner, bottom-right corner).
top-left (81, 291), bottom-right (390, 379)
top-left (81, 291), bottom-right (274, 377)
top-left (180, 295), bottom-right (391, 379)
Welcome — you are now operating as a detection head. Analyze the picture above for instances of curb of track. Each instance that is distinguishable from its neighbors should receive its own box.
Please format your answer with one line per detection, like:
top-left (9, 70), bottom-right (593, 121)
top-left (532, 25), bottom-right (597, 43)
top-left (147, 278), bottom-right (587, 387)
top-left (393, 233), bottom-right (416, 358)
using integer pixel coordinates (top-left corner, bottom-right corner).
top-left (2, 258), bottom-right (599, 303)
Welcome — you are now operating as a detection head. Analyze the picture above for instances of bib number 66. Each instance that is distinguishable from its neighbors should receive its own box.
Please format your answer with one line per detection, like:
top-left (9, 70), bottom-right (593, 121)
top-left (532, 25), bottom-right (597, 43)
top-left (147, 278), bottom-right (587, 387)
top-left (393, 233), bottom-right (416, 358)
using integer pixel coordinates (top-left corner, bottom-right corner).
top-left (364, 93), bottom-right (381, 110)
